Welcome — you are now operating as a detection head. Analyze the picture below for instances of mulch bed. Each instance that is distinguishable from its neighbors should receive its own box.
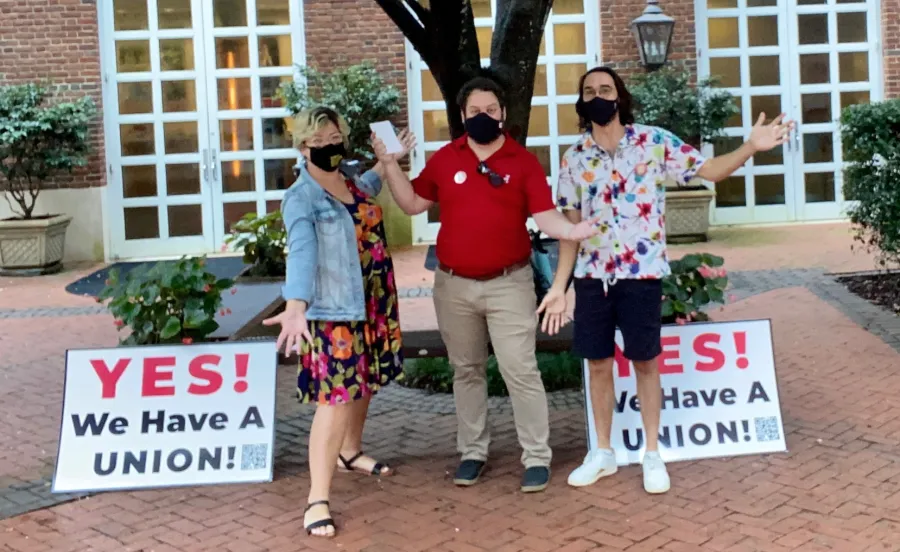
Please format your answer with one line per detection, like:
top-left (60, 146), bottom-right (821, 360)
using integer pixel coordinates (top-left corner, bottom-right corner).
top-left (837, 271), bottom-right (900, 316)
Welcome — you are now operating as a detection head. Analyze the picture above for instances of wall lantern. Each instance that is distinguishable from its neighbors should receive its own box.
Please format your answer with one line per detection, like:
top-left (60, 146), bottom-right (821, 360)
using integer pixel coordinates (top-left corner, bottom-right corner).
top-left (630, 0), bottom-right (675, 71)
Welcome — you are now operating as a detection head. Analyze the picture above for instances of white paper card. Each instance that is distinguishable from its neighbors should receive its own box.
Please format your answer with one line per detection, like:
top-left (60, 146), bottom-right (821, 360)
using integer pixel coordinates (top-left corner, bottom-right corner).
top-left (370, 121), bottom-right (403, 154)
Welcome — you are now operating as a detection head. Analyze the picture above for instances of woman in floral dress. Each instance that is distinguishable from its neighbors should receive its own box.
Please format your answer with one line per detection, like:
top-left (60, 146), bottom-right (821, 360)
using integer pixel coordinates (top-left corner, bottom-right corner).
top-left (263, 107), bottom-right (414, 539)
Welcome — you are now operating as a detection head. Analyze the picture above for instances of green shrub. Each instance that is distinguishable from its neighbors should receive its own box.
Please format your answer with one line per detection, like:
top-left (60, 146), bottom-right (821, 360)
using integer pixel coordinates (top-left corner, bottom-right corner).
top-left (223, 210), bottom-right (287, 277)
top-left (663, 253), bottom-right (729, 324)
top-left (401, 352), bottom-right (583, 397)
top-left (840, 99), bottom-right (900, 267)
top-left (0, 83), bottom-right (96, 219)
top-left (280, 62), bottom-right (401, 161)
top-left (629, 69), bottom-right (738, 148)
top-left (99, 256), bottom-right (234, 345)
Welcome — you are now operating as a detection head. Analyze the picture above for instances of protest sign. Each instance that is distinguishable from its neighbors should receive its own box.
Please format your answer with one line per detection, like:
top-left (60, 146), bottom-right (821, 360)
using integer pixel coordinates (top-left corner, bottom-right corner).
top-left (53, 341), bottom-right (277, 493)
top-left (584, 319), bottom-right (786, 465)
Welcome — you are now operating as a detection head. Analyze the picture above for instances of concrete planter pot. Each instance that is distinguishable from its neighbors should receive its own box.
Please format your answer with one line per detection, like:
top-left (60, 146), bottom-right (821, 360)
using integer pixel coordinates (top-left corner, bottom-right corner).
top-left (665, 185), bottom-right (716, 243)
top-left (0, 214), bottom-right (73, 275)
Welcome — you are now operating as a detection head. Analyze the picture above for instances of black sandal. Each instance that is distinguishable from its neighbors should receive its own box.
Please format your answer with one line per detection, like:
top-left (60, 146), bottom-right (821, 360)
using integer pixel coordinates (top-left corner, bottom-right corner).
top-left (338, 451), bottom-right (393, 476)
top-left (304, 500), bottom-right (335, 538)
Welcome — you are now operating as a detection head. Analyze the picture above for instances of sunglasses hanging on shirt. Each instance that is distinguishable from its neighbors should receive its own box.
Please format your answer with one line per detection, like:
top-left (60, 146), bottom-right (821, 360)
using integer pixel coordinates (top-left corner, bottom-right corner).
top-left (477, 161), bottom-right (506, 187)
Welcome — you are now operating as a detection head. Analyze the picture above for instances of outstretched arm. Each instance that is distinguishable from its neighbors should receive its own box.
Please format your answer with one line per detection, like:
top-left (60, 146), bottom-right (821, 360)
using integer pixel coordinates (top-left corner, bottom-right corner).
top-left (372, 129), bottom-right (434, 216)
top-left (697, 112), bottom-right (794, 182)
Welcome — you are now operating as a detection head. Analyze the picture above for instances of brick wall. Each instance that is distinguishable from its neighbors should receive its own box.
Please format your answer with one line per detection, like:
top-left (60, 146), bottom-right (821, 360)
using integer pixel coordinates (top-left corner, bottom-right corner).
top-left (0, 0), bottom-right (105, 190)
top-left (883, 0), bottom-right (900, 99)
top-left (599, 0), bottom-right (698, 80)
top-left (303, 0), bottom-right (409, 128)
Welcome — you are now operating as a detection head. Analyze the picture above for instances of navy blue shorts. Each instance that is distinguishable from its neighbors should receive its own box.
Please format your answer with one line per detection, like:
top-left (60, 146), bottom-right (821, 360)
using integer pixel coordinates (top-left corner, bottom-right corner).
top-left (572, 278), bottom-right (663, 362)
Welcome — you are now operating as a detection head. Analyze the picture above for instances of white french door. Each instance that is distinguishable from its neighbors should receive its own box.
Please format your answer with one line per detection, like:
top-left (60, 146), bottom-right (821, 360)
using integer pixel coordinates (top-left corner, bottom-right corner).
top-left (406, 0), bottom-right (601, 244)
top-left (102, 0), bottom-right (304, 260)
top-left (697, 0), bottom-right (880, 225)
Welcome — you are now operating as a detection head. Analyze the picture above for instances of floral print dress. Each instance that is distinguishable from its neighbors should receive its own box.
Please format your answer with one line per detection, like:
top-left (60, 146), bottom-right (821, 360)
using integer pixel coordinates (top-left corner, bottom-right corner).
top-left (297, 183), bottom-right (404, 404)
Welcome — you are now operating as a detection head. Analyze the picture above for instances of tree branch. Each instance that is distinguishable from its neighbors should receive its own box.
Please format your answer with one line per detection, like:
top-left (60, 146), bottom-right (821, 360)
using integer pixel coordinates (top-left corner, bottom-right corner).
top-left (374, 0), bottom-right (428, 56)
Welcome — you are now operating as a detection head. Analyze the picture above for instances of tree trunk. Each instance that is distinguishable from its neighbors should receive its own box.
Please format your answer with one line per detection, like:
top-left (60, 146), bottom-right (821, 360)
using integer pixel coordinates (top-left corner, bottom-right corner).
top-left (375, 0), bottom-right (554, 143)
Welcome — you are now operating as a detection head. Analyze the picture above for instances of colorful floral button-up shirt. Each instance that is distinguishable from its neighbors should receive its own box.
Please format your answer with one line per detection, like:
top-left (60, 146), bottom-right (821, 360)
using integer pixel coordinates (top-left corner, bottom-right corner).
top-left (556, 124), bottom-right (706, 282)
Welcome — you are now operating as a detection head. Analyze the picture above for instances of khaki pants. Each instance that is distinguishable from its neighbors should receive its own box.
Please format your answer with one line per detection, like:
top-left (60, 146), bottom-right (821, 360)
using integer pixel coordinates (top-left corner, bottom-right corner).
top-left (433, 265), bottom-right (552, 468)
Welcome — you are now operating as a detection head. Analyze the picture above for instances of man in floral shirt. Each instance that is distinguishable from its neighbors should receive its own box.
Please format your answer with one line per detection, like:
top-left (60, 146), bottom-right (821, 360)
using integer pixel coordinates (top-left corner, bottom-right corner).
top-left (538, 66), bottom-right (793, 494)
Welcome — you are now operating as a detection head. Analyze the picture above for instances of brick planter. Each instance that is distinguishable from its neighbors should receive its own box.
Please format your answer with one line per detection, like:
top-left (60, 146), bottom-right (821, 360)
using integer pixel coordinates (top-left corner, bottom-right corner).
top-left (0, 214), bottom-right (72, 276)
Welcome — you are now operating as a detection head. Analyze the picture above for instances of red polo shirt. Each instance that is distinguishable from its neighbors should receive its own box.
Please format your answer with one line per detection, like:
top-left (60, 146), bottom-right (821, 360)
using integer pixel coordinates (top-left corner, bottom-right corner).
top-left (412, 134), bottom-right (555, 278)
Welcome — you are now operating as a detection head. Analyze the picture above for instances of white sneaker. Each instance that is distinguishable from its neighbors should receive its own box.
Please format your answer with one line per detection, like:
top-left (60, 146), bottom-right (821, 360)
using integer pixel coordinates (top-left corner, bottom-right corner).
top-left (567, 448), bottom-right (618, 487)
top-left (642, 451), bottom-right (670, 494)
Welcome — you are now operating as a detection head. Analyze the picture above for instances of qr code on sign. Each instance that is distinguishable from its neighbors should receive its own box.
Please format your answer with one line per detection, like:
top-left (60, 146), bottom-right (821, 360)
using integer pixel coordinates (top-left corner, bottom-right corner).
top-left (754, 416), bottom-right (782, 442)
top-left (241, 443), bottom-right (269, 470)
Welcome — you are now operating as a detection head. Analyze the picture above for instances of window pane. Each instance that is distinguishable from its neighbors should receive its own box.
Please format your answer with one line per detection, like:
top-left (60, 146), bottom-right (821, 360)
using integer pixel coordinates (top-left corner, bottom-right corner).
top-left (262, 117), bottom-right (293, 149)
top-left (166, 163), bottom-right (201, 195)
top-left (754, 174), bottom-right (785, 205)
top-left (798, 14), bottom-right (828, 45)
top-left (800, 54), bottom-right (829, 84)
top-left (748, 17), bottom-right (779, 47)
top-left (709, 19), bottom-right (739, 48)
top-left (123, 165), bottom-right (156, 198)
top-left (257, 0), bottom-right (290, 25)
top-left (164, 122), bottom-right (198, 154)
top-left (805, 172), bottom-right (835, 203)
top-left (124, 207), bottom-right (159, 240)
top-left (528, 106), bottom-right (549, 137)
top-left (710, 57), bottom-right (740, 88)
top-left (223, 202), bottom-right (257, 234)
top-left (422, 70), bottom-right (443, 102)
top-left (553, 0), bottom-right (584, 14)
top-left (220, 119), bottom-right (254, 151)
top-left (533, 65), bottom-right (548, 97)
top-left (527, 146), bottom-right (552, 177)
top-left (264, 158), bottom-right (296, 190)
top-left (802, 93), bottom-right (831, 124)
top-left (477, 27), bottom-right (492, 57)
top-left (114, 0), bottom-right (148, 31)
top-left (214, 0), bottom-right (247, 27)
top-left (261, 76), bottom-right (291, 108)
top-left (726, 97), bottom-right (742, 128)
top-left (259, 35), bottom-right (292, 67)
top-left (715, 176), bottom-right (746, 207)
top-left (423, 110), bottom-right (451, 142)
top-left (556, 104), bottom-right (581, 135)
top-left (839, 52), bottom-right (869, 83)
top-left (118, 82), bottom-right (153, 114)
top-left (749, 56), bottom-right (780, 86)
top-left (216, 37), bottom-right (250, 69)
top-left (837, 12), bottom-right (867, 43)
top-left (116, 41), bottom-right (151, 72)
top-left (554, 23), bottom-right (586, 55)
top-left (472, 0), bottom-right (491, 17)
top-left (158, 0), bottom-right (192, 29)
top-left (162, 80), bottom-right (197, 113)
top-left (222, 161), bottom-right (255, 192)
top-left (556, 63), bottom-right (587, 96)
top-left (120, 124), bottom-right (155, 156)
top-left (160, 39), bottom-right (194, 71)
top-left (750, 96), bottom-right (781, 124)
top-left (840, 91), bottom-right (869, 109)
top-left (168, 205), bottom-right (203, 237)
top-left (218, 78), bottom-right (252, 110)
top-left (803, 133), bottom-right (833, 163)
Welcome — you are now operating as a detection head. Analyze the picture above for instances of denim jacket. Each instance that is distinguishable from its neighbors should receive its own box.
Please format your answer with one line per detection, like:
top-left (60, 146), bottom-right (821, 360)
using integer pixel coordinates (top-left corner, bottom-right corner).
top-left (280, 164), bottom-right (383, 321)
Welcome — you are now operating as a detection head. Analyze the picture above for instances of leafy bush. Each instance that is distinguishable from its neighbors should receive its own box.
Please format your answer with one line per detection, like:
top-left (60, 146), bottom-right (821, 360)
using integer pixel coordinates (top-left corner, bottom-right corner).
top-left (99, 256), bottom-right (234, 345)
top-left (280, 62), bottom-right (401, 161)
top-left (662, 253), bottom-right (729, 324)
top-left (401, 352), bottom-right (583, 397)
top-left (0, 83), bottom-right (96, 218)
top-left (629, 69), bottom-right (738, 148)
top-left (223, 210), bottom-right (287, 277)
top-left (841, 99), bottom-right (900, 267)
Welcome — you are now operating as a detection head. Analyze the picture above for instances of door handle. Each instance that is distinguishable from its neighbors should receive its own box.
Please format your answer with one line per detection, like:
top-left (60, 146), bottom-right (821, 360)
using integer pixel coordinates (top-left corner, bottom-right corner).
top-left (201, 149), bottom-right (209, 181)
top-left (211, 149), bottom-right (219, 180)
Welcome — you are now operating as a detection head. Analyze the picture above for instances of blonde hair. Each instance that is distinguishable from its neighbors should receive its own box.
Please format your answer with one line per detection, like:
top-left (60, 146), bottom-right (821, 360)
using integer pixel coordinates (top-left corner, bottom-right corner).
top-left (292, 107), bottom-right (351, 149)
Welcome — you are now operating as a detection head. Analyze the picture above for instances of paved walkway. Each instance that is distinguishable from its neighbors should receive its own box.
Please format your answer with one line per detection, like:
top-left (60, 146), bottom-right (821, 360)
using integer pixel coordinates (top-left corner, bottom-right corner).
top-left (1, 222), bottom-right (899, 551)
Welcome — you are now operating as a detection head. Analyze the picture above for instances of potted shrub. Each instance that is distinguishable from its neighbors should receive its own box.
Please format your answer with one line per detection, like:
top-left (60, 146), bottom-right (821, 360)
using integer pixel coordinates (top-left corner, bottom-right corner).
top-left (629, 70), bottom-right (738, 242)
top-left (662, 253), bottom-right (729, 324)
top-left (98, 256), bottom-right (235, 345)
top-left (0, 83), bottom-right (96, 275)
top-left (223, 210), bottom-right (287, 281)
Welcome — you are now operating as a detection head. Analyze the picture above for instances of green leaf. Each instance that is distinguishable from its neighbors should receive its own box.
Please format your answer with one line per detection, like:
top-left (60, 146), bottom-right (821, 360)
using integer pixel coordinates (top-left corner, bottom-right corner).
top-left (661, 300), bottom-right (674, 317)
top-left (160, 316), bottom-right (182, 339)
top-left (680, 254), bottom-right (702, 270)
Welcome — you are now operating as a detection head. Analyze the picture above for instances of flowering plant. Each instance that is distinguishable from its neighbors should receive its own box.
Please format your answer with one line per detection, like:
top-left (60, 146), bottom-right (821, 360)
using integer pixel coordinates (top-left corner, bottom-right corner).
top-left (223, 210), bottom-right (286, 278)
top-left (98, 256), bottom-right (235, 345)
top-left (661, 253), bottom-right (729, 324)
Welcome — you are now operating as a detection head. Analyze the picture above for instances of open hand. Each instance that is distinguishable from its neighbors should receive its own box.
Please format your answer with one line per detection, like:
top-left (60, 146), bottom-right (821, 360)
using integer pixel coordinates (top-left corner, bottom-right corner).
top-left (372, 128), bottom-right (417, 163)
top-left (566, 217), bottom-right (602, 242)
top-left (262, 304), bottom-right (312, 355)
top-left (536, 287), bottom-right (569, 335)
top-left (749, 112), bottom-right (795, 152)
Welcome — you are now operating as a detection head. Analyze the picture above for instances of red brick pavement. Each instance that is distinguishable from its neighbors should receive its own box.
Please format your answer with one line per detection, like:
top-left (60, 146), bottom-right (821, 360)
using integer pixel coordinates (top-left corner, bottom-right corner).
top-left (2, 286), bottom-right (900, 551)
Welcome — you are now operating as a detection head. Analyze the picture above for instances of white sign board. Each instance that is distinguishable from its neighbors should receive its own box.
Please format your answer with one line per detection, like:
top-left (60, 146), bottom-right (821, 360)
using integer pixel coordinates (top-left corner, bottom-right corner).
top-left (53, 341), bottom-right (277, 493)
top-left (584, 319), bottom-right (786, 465)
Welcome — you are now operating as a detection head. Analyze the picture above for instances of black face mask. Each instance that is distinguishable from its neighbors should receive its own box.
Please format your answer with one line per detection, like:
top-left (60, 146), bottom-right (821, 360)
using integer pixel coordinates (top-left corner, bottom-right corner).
top-left (307, 143), bottom-right (346, 172)
top-left (465, 113), bottom-right (503, 145)
top-left (579, 97), bottom-right (618, 127)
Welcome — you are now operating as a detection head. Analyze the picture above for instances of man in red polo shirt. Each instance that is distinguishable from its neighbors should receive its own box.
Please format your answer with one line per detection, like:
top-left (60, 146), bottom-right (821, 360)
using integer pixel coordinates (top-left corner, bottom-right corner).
top-left (374, 75), bottom-right (598, 493)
